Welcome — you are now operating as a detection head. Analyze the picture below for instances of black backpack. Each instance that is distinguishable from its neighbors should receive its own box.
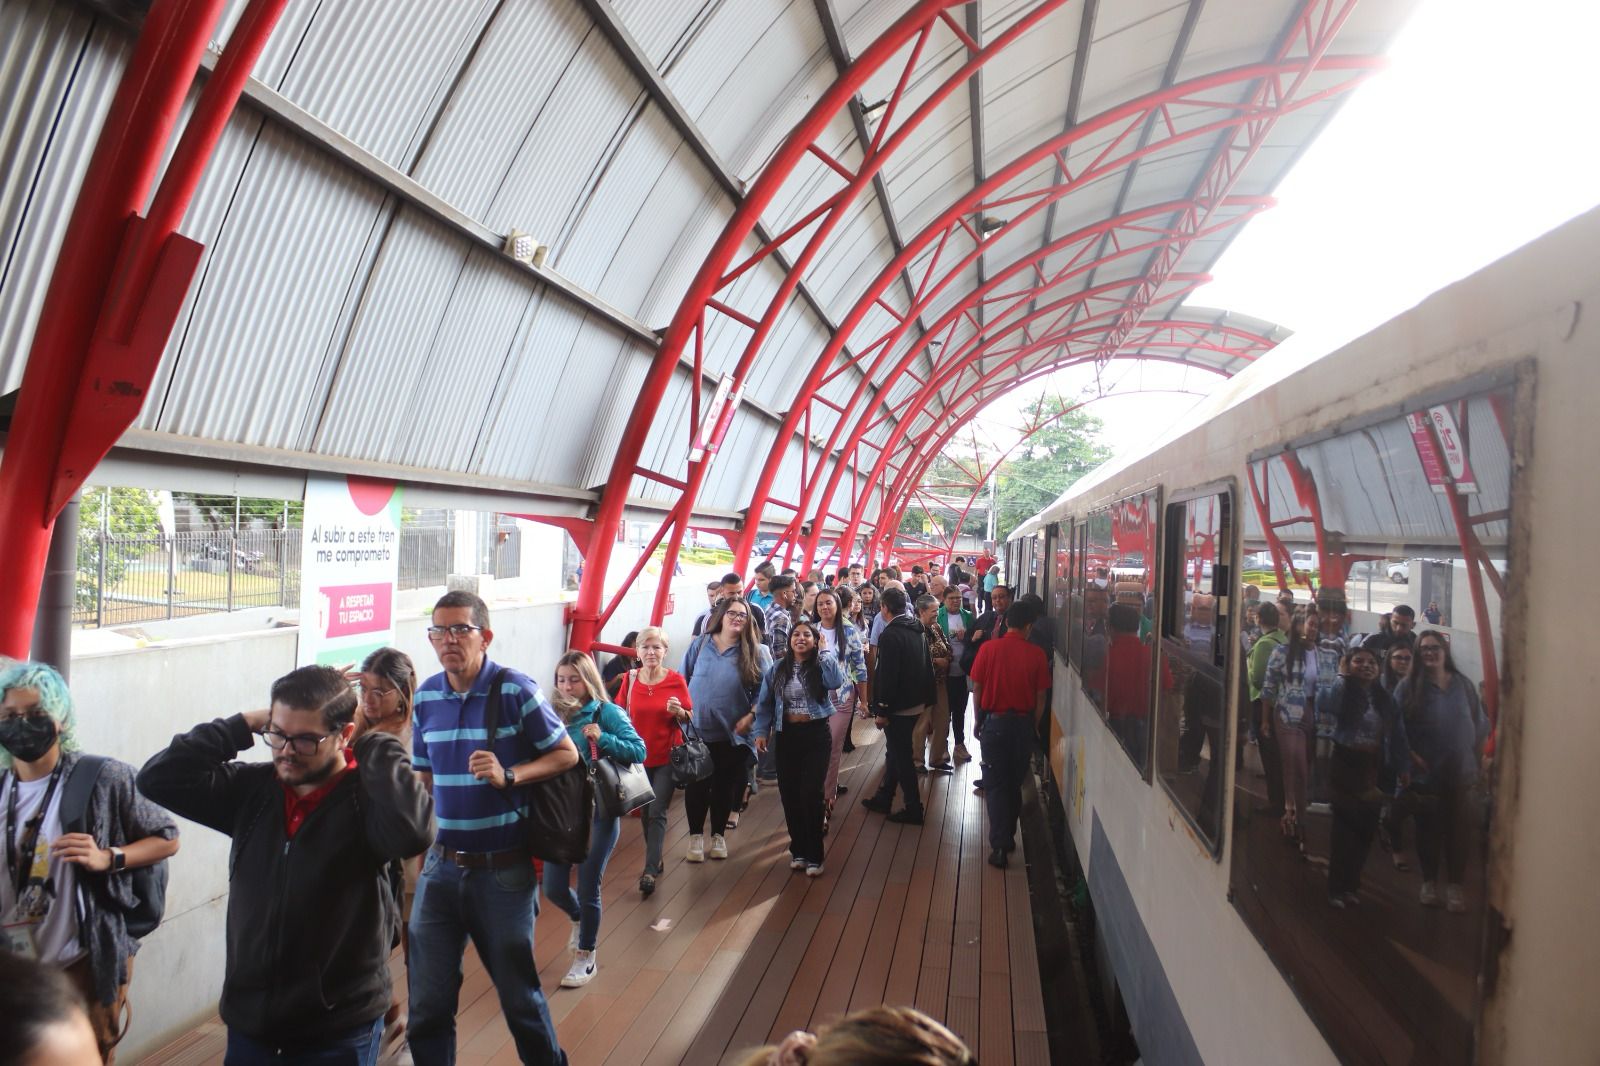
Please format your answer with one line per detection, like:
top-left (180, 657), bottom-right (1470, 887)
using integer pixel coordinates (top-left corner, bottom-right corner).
top-left (60, 756), bottom-right (168, 940)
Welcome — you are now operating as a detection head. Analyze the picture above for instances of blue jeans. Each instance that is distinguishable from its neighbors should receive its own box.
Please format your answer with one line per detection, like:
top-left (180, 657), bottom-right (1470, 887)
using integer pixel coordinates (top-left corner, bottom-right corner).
top-left (981, 713), bottom-right (1036, 850)
top-left (224, 1017), bottom-right (383, 1066)
top-left (542, 812), bottom-right (621, 952)
top-left (407, 850), bottom-right (566, 1066)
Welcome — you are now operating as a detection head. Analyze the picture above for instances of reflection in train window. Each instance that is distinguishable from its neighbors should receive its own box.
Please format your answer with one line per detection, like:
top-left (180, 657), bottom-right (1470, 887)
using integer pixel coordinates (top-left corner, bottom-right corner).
top-left (1054, 519), bottom-right (1073, 662)
top-left (1080, 491), bottom-right (1159, 773)
top-left (1069, 521), bottom-right (1086, 668)
top-left (1157, 492), bottom-right (1231, 849)
top-left (1231, 386), bottom-right (1513, 1065)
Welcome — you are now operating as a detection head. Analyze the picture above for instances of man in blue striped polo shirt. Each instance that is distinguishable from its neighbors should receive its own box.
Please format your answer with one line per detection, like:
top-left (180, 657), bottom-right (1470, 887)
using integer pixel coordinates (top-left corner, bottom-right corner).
top-left (406, 591), bottom-right (578, 1066)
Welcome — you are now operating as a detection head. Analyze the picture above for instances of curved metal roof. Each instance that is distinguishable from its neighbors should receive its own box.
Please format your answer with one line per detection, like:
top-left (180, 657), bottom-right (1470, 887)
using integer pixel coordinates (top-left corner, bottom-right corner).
top-left (0, 0), bottom-right (1418, 642)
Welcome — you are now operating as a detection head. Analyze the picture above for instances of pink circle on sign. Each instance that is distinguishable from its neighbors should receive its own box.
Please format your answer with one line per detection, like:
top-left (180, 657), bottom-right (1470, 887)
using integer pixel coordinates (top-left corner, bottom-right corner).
top-left (346, 476), bottom-right (396, 516)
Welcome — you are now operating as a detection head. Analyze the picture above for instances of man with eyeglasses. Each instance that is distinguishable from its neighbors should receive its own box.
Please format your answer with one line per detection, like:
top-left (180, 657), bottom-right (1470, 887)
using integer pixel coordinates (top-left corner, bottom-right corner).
top-left (407, 590), bottom-right (578, 1066)
top-left (139, 664), bottom-right (433, 1064)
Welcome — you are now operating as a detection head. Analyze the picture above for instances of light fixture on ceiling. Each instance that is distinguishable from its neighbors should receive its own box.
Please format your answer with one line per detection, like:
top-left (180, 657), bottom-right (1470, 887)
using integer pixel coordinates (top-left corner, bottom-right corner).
top-left (503, 229), bottom-right (549, 268)
top-left (977, 215), bottom-right (1007, 239)
top-left (860, 96), bottom-right (888, 122)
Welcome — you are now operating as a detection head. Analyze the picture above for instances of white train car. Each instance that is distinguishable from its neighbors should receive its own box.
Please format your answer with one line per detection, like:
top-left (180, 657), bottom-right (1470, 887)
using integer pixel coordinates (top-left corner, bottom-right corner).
top-left (1004, 206), bottom-right (1599, 1064)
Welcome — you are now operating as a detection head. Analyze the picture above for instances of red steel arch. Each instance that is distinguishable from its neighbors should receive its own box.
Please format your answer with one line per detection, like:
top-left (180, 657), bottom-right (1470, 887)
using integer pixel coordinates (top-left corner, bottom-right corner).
top-left (756, 0), bottom-right (1373, 577)
top-left (740, 57), bottom-right (1375, 572)
top-left (568, 0), bottom-right (1077, 650)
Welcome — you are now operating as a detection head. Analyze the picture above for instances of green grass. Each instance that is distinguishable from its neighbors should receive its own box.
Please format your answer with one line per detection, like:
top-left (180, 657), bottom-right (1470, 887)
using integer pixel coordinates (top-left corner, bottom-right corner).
top-left (654, 546), bottom-right (734, 567)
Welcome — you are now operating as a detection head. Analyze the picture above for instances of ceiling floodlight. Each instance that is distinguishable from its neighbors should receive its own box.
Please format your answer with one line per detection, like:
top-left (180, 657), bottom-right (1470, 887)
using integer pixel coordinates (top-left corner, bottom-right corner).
top-left (861, 97), bottom-right (889, 122)
top-left (977, 215), bottom-right (1007, 238)
top-left (503, 229), bottom-right (548, 268)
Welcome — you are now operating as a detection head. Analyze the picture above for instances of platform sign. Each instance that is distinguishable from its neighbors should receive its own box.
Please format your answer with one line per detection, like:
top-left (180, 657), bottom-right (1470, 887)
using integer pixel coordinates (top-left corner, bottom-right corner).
top-left (297, 476), bottom-right (403, 667)
top-left (1407, 407), bottom-right (1478, 494)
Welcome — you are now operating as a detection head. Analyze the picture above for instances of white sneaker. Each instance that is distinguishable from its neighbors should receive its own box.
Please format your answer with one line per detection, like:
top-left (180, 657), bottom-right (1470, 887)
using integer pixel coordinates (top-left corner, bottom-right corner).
top-left (806, 863), bottom-right (824, 878)
top-left (790, 856), bottom-right (806, 870)
top-left (1445, 883), bottom-right (1467, 913)
top-left (709, 834), bottom-right (729, 860)
top-left (1420, 880), bottom-right (1440, 907)
top-left (686, 835), bottom-right (706, 863)
top-left (560, 950), bottom-right (596, 988)
top-left (567, 919), bottom-right (580, 952)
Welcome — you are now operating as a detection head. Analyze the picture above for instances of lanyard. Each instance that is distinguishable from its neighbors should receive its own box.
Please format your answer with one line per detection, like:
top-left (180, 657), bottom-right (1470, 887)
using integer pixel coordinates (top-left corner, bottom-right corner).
top-left (6, 761), bottom-right (65, 897)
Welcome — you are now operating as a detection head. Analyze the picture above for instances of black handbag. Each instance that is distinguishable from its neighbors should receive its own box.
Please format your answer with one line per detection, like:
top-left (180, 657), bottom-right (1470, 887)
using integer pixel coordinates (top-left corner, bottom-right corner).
top-left (670, 721), bottom-right (715, 784)
top-left (588, 739), bottom-right (655, 817)
top-left (483, 668), bottom-right (593, 864)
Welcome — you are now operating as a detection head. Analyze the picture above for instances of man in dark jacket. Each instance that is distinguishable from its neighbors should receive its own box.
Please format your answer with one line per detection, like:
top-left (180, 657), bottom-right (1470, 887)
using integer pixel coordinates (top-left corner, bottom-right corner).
top-left (139, 665), bottom-right (435, 1063)
top-left (861, 587), bottom-right (935, 824)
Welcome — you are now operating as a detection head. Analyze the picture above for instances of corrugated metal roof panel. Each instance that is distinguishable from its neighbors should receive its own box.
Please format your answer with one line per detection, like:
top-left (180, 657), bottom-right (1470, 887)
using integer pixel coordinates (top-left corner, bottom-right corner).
top-left (150, 124), bottom-right (387, 448)
top-left (0, 3), bottom-right (127, 396)
top-left (611, 0), bottom-right (712, 71)
top-left (409, 0), bottom-right (592, 222)
top-left (484, 31), bottom-right (645, 255)
top-left (271, 0), bottom-right (496, 171)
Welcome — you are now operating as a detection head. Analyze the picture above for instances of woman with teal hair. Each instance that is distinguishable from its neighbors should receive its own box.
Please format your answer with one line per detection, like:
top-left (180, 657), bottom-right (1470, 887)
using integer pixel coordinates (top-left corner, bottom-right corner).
top-left (0, 661), bottom-right (180, 1063)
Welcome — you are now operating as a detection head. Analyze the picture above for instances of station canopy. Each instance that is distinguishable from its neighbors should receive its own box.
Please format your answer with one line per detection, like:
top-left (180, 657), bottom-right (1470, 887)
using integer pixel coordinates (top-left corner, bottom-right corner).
top-left (0, 0), bottom-right (1418, 638)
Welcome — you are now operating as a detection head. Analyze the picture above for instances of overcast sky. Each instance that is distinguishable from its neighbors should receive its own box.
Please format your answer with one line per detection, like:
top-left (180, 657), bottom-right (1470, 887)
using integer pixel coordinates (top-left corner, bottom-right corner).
top-left (982, 0), bottom-right (1600, 459)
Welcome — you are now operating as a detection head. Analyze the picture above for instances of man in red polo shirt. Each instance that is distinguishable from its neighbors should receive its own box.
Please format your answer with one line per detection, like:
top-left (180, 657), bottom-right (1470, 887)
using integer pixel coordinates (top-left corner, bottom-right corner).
top-left (968, 602), bottom-right (1051, 868)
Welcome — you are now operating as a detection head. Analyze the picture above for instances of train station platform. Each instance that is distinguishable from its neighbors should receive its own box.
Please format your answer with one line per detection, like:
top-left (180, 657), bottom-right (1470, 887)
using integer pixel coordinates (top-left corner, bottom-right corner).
top-left (140, 721), bottom-right (1053, 1066)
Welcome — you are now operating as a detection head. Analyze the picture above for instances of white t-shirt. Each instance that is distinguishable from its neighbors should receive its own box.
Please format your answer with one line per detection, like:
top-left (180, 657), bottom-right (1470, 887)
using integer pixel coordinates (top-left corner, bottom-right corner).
top-left (818, 627), bottom-right (839, 655)
top-left (1, 773), bottom-right (83, 964)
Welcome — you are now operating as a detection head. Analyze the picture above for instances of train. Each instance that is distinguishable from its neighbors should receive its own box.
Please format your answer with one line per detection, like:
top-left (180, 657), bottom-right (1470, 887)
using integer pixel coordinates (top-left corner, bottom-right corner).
top-left (1000, 206), bottom-right (1598, 1064)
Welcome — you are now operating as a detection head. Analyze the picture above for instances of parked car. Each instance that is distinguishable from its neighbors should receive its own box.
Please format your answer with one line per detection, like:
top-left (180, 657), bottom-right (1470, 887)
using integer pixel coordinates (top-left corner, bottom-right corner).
top-left (1386, 560), bottom-right (1410, 583)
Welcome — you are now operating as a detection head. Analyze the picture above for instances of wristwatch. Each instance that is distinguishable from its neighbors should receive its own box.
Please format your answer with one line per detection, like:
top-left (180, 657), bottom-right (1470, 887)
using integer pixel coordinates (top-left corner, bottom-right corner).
top-left (110, 847), bottom-right (127, 872)
top-left (502, 767), bottom-right (516, 789)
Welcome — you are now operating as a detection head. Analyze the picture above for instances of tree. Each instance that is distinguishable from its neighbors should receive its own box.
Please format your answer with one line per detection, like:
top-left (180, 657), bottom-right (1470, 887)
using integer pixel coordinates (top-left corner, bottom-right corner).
top-left (992, 400), bottom-right (1112, 539)
top-left (77, 487), bottom-right (163, 612)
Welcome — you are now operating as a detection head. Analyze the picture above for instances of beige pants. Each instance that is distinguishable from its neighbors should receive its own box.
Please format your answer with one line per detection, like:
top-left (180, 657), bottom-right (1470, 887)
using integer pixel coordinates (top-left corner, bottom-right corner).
top-left (912, 682), bottom-right (952, 768)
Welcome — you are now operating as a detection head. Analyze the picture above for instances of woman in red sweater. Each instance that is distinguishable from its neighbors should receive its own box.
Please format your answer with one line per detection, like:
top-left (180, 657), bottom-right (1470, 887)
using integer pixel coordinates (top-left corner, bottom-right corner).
top-left (619, 626), bottom-right (693, 896)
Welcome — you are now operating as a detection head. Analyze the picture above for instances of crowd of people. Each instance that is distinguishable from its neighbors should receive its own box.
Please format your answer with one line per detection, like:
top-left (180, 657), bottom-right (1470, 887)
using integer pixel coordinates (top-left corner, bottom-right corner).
top-left (0, 550), bottom-right (1042, 1066)
top-left (1245, 587), bottom-right (1490, 912)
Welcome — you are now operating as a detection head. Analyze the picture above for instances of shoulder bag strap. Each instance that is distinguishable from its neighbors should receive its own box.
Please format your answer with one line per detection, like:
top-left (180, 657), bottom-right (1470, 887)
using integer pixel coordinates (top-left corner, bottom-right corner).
top-left (60, 755), bottom-right (107, 835)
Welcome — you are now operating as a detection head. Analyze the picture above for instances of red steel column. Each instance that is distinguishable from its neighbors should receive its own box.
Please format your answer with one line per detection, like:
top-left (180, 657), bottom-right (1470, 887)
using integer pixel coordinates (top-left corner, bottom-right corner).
top-left (0, 0), bottom-right (234, 656)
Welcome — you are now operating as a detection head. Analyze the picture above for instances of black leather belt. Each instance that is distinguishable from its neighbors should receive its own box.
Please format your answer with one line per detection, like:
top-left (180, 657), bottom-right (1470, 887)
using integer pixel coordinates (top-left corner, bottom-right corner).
top-left (436, 846), bottom-right (529, 870)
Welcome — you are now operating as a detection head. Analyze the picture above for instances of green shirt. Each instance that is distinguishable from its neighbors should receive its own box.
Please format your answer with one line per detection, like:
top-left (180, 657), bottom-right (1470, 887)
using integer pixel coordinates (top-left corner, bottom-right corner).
top-left (1247, 627), bottom-right (1287, 703)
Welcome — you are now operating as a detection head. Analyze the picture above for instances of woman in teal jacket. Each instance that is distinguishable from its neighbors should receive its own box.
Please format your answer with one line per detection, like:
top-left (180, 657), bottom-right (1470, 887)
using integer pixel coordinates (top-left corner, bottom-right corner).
top-left (544, 650), bottom-right (646, 989)
top-left (938, 588), bottom-right (978, 762)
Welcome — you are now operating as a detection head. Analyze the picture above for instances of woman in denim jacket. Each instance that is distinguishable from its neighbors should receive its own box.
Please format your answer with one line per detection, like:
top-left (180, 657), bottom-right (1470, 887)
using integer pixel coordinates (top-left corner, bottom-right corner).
top-left (754, 621), bottom-right (844, 877)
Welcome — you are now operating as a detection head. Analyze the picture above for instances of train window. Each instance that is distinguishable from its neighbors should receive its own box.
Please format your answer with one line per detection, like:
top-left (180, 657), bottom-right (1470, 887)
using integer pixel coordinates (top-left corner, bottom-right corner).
top-left (1157, 491), bottom-right (1231, 850)
top-left (1053, 519), bottom-right (1073, 661)
top-left (1032, 530), bottom-right (1046, 599)
top-left (1231, 384), bottom-right (1515, 1064)
top-left (1080, 489), bottom-right (1159, 774)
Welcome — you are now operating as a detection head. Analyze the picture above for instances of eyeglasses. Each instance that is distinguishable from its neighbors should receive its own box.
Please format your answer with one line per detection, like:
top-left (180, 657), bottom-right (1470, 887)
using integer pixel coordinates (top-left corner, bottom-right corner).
top-left (0, 706), bottom-right (50, 723)
top-left (358, 683), bottom-right (397, 700)
top-left (427, 623), bottom-right (483, 642)
top-left (1419, 645), bottom-right (1445, 655)
top-left (259, 728), bottom-right (338, 756)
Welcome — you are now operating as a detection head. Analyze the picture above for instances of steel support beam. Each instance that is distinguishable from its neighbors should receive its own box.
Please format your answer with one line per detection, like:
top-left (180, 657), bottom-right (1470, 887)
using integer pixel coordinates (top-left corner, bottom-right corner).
top-left (0, 0), bottom-right (285, 657)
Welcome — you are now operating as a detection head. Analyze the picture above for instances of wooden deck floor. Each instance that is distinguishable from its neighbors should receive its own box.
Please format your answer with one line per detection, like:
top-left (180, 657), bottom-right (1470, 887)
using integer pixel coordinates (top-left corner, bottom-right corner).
top-left (140, 721), bottom-right (1051, 1065)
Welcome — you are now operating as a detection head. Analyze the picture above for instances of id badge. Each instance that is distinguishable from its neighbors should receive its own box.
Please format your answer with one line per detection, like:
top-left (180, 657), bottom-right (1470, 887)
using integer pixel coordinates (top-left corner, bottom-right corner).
top-left (1, 918), bottom-right (39, 959)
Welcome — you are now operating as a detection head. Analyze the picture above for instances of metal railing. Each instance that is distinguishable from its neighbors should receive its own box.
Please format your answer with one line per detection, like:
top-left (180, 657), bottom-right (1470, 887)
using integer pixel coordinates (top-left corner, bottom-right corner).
top-left (74, 523), bottom-right (524, 628)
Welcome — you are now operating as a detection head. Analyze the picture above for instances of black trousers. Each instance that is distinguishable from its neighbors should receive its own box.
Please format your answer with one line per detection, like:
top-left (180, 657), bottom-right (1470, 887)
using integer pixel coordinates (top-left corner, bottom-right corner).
top-left (872, 711), bottom-right (923, 816)
top-left (1328, 746), bottom-right (1381, 896)
top-left (685, 739), bottom-right (748, 837)
top-left (775, 718), bottom-right (833, 865)
top-left (947, 675), bottom-right (970, 745)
